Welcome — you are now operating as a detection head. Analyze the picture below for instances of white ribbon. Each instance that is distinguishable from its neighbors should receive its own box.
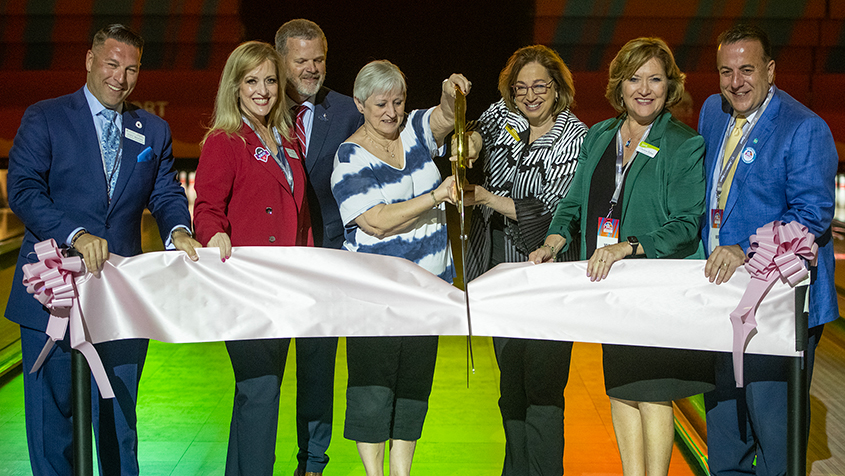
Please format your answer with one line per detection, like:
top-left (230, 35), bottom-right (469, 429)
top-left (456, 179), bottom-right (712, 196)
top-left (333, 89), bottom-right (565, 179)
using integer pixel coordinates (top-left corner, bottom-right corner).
top-left (74, 247), bottom-right (798, 357)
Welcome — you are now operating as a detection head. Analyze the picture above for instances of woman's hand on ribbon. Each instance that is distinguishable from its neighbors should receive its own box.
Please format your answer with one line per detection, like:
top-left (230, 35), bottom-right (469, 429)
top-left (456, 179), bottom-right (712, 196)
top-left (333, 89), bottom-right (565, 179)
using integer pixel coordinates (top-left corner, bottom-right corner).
top-left (529, 234), bottom-right (567, 264)
top-left (208, 232), bottom-right (232, 262)
top-left (73, 233), bottom-right (109, 277)
top-left (705, 244), bottom-right (746, 285)
top-left (586, 242), bottom-right (630, 282)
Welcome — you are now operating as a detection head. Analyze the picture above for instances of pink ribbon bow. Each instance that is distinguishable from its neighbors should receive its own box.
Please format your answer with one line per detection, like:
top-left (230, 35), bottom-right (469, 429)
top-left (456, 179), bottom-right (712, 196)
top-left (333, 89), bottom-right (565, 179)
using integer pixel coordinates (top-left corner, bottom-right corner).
top-left (730, 221), bottom-right (817, 387)
top-left (23, 239), bottom-right (114, 398)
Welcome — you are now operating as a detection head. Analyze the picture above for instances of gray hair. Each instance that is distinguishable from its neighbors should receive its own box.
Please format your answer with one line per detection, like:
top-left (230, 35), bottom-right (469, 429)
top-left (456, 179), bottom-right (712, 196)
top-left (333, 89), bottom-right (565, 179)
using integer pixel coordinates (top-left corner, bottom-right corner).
top-left (275, 19), bottom-right (327, 56)
top-left (353, 60), bottom-right (407, 104)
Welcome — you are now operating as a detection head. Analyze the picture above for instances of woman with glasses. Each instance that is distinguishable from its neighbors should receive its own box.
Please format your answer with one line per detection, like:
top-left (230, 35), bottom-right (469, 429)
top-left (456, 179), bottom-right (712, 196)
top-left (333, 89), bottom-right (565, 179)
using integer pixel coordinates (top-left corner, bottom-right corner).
top-left (464, 45), bottom-right (587, 476)
top-left (530, 38), bottom-right (713, 476)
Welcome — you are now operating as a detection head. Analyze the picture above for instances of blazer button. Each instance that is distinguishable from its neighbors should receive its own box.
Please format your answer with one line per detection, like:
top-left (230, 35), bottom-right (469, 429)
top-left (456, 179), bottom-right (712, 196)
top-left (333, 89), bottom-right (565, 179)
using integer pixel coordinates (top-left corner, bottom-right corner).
top-left (266, 207), bottom-right (272, 214)
top-left (269, 236), bottom-right (276, 243)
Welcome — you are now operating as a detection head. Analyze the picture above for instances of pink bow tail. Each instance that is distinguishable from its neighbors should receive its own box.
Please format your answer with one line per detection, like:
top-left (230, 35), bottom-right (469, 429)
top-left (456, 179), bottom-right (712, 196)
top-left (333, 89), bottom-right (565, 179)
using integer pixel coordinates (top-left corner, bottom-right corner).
top-left (23, 239), bottom-right (115, 398)
top-left (729, 221), bottom-right (816, 387)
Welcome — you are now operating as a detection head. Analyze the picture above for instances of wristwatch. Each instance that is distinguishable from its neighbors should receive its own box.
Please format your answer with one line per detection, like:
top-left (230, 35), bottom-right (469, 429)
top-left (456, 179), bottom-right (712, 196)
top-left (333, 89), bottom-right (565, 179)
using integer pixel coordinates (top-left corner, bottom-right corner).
top-left (627, 236), bottom-right (639, 257)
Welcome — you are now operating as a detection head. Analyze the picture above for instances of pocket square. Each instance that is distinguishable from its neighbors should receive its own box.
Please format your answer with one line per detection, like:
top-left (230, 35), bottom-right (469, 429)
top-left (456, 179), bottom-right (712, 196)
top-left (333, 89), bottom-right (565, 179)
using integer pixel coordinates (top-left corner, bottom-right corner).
top-left (137, 147), bottom-right (154, 162)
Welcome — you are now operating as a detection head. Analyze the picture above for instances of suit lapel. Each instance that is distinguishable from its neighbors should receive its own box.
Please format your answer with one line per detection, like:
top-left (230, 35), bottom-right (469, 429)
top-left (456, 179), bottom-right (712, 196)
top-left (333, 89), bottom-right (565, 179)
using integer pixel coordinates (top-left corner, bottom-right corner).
top-left (722, 91), bottom-right (781, 223)
top-left (108, 105), bottom-right (141, 210)
top-left (581, 119), bottom-right (619, 209)
top-left (306, 91), bottom-right (333, 173)
top-left (245, 125), bottom-right (295, 197)
top-left (67, 89), bottom-right (110, 206)
top-left (620, 112), bottom-right (664, 221)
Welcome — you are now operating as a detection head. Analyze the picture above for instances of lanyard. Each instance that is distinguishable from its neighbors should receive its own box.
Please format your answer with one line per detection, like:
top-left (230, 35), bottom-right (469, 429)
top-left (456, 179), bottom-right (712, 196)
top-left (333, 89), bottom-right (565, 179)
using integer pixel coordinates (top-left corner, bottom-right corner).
top-left (608, 123), bottom-right (652, 218)
top-left (715, 88), bottom-right (774, 202)
top-left (243, 117), bottom-right (295, 193)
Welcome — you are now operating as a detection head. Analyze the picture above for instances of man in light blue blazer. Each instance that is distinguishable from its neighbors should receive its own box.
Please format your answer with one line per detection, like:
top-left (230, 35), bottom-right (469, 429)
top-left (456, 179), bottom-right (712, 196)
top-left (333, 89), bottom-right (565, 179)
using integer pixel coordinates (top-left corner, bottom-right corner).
top-left (699, 25), bottom-right (837, 476)
top-left (6, 24), bottom-right (200, 476)
top-left (276, 19), bottom-right (363, 476)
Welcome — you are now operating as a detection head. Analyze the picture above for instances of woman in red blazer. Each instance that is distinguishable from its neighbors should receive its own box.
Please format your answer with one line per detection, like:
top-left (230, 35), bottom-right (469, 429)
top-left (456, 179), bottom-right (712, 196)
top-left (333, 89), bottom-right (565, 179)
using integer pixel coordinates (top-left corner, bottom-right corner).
top-left (193, 41), bottom-right (312, 476)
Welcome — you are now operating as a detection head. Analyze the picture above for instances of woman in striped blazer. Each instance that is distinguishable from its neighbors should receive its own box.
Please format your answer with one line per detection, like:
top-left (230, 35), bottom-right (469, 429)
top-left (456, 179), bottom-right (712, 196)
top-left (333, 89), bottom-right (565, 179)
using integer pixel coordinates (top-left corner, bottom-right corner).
top-left (464, 45), bottom-right (588, 476)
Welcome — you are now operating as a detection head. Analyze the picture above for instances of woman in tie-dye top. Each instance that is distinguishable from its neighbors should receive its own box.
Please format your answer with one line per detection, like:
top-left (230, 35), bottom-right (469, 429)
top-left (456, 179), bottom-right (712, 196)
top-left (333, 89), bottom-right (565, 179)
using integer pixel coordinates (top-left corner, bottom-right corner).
top-left (330, 60), bottom-right (474, 476)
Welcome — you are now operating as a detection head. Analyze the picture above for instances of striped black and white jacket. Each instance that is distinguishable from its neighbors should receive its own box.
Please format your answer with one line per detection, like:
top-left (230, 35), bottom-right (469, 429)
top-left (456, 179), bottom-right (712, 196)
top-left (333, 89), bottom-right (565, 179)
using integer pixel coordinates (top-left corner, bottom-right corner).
top-left (465, 99), bottom-right (587, 281)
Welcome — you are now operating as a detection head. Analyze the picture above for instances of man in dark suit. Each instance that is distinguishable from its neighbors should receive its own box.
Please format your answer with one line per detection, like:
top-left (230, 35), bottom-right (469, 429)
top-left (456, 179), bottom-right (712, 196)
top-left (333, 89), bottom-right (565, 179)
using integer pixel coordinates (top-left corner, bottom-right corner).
top-left (6, 24), bottom-right (200, 475)
top-left (700, 25), bottom-right (837, 476)
top-left (275, 19), bottom-right (363, 476)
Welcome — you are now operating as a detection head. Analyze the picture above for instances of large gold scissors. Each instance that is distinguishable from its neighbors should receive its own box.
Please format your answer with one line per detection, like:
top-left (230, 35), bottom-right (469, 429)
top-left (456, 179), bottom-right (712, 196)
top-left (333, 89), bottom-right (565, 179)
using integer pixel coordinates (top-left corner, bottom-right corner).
top-left (453, 86), bottom-right (475, 382)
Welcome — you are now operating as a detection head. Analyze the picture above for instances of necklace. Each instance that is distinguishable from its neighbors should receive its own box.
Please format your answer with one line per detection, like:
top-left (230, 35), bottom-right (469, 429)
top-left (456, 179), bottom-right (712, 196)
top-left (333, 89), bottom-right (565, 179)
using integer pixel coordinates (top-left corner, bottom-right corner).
top-left (622, 120), bottom-right (647, 148)
top-left (365, 128), bottom-right (397, 159)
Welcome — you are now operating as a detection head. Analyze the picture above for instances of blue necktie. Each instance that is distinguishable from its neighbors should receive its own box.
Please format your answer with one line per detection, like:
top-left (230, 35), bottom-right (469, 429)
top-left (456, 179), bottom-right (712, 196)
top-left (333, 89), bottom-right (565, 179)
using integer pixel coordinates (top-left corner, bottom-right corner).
top-left (101, 109), bottom-right (120, 199)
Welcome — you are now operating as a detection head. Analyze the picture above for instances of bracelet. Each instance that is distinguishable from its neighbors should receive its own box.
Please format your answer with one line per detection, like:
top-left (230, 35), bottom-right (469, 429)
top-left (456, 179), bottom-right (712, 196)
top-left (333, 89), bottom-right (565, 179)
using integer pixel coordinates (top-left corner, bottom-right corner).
top-left (71, 230), bottom-right (88, 247)
top-left (430, 191), bottom-right (438, 207)
top-left (540, 243), bottom-right (556, 255)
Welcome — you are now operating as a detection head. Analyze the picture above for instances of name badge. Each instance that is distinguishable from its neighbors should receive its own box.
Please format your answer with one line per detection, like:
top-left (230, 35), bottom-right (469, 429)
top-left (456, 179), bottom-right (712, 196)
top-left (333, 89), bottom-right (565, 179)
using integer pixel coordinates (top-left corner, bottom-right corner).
top-left (635, 141), bottom-right (659, 158)
top-left (708, 208), bottom-right (722, 252)
top-left (504, 124), bottom-right (521, 142)
top-left (284, 147), bottom-right (300, 160)
top-left (711, 208), bottom-right (723, 229)
top-left (125, 128), bottom-right (145, 145)
top-left (596, 217), bottom-right (620, 249)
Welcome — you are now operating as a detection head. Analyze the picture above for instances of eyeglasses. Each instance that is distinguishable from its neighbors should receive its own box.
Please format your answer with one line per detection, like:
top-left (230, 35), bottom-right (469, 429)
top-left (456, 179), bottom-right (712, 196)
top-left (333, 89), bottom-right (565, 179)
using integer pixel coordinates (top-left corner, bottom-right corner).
top-left (512, 80), bottom-right (555, 97)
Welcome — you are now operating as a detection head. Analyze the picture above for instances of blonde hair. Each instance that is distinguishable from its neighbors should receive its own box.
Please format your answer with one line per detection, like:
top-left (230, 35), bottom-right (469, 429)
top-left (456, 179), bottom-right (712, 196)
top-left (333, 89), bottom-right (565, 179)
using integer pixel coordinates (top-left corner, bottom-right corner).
top-left (203, 41), bottom-right (291, 145)
top-left (605, 37), bottom-right (685, 113)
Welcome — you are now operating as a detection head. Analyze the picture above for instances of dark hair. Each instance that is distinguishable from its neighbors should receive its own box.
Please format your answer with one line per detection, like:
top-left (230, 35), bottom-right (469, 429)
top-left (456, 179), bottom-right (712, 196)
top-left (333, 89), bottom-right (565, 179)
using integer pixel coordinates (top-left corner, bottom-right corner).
top-left (605, 37), bottom-right (685, 112)
top-left (275, 19), bottom-right (327, 56)
top-left (717, 24), bottom-right (772, 63)
top-left (498, 45), bottom-right (575, 115)
top-left (92, 24), bottom-right (144, 53)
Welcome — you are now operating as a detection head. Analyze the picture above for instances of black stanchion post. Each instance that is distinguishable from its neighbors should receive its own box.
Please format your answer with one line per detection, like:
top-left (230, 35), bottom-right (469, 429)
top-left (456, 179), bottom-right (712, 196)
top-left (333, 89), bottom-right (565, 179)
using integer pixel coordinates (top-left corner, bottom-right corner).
top-left (786, 284), bottom-right (809, 476)
top-left (72, 349), bottom-right (93, 476)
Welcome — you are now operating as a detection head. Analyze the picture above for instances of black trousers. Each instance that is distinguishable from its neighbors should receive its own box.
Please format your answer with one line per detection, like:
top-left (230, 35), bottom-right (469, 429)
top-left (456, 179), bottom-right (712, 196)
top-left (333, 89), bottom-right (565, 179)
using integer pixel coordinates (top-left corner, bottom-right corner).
top-left (494, 337), bottom-right (573, 476)
top-left (344, 335), bottom-right (438, 442)
top-left (224, 338), bottom-right (291, 476)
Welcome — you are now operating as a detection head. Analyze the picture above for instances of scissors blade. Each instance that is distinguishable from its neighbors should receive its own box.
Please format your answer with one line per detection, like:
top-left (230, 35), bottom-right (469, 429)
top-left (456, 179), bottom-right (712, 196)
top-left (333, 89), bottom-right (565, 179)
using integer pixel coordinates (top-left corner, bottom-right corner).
top-left (453, 87), bottom-right (475, 384)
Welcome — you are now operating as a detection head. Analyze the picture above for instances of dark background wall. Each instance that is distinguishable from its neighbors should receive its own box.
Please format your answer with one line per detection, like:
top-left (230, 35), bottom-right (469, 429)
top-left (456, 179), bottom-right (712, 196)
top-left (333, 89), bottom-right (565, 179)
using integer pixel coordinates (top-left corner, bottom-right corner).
top-left (2, 0), bottom-right (845, 157)
top-left (240, 0), bottom-right (534, 119)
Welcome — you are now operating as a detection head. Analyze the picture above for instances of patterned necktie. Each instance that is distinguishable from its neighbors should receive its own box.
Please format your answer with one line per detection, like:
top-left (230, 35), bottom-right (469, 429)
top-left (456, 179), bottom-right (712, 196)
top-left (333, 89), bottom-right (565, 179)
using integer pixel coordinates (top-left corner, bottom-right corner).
top-left (101, 109), bottom-right (120, 199)
top-left (718, 116), bottom-right (747, 210)
top-left (294, 104), bottom-right (308, 156)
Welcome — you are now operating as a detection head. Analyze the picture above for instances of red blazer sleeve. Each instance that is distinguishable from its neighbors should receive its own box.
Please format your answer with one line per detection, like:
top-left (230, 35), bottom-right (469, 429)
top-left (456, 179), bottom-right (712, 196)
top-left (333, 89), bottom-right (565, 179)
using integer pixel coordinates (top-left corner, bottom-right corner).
top-left (193, 131), bottom-right (236, 245)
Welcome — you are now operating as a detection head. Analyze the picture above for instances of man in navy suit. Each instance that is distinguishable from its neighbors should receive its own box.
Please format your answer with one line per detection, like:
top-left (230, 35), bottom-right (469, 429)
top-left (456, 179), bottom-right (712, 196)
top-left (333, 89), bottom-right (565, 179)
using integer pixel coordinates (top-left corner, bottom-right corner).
top-left (275, 19), bottom-right (363, 476)
top-left (6, 24), bottom-right (200, 475)
top-left (700, 25), bottom-right (837, 476)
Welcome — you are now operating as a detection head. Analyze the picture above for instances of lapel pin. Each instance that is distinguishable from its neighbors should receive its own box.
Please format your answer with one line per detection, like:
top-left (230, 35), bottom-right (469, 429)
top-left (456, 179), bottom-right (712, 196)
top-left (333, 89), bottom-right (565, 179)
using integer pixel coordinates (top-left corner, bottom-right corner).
top-left (136, 121), bottom-right (142, 129)
top-left (320, 113), bottom-right (328, 122)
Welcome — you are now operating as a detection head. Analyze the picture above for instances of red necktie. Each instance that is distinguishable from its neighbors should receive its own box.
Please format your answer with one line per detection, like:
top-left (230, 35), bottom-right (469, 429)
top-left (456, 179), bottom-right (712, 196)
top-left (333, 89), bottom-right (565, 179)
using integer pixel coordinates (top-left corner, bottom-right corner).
top-left (294, 105), bottom-right (307, 157)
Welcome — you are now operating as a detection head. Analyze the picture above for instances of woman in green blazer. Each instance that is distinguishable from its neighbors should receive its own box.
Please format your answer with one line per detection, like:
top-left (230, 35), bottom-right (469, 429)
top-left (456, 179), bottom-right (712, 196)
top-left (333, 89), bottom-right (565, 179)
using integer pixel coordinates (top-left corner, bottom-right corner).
top-left (529, 38), bottom-right (713, 476)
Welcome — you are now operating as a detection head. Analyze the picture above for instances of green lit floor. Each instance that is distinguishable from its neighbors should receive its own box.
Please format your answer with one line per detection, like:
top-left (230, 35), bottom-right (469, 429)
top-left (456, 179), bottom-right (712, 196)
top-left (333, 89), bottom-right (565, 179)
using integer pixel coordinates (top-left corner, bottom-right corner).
top-left (0, 337), bottom-right (705, 475)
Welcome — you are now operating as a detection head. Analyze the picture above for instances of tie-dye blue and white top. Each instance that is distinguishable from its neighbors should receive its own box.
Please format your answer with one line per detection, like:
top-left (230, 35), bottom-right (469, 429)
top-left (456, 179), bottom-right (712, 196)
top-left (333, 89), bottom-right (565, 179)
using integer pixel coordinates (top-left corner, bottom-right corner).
top-left (331, 107), bottom-right (454, 283)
